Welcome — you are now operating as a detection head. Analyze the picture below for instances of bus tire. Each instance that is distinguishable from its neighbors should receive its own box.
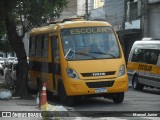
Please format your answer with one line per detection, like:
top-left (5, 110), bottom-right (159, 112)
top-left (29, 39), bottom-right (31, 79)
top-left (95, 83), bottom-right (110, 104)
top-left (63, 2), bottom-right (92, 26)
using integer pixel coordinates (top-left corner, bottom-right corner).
top-left (58, 82), bottom-right (74, 106)
top-left (112, 92), bottom-right (124, 104)
top-left (132, 76), bottom-right (144, 90)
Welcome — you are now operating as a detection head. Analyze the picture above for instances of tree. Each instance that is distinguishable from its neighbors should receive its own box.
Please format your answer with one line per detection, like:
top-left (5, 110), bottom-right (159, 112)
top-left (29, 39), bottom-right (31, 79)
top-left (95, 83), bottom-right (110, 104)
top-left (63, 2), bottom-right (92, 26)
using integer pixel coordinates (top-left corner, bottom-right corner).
top-left (0, 39), bottom-right (12, 53)
top-left (0, 0), bottom-right (68, 99)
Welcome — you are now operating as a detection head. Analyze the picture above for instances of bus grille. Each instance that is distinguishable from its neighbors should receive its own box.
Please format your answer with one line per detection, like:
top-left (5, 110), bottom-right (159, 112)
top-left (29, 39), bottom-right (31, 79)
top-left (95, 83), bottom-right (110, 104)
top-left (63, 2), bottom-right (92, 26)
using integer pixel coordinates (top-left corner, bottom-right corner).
top-left (81, 71), bottom-right (115, 77)
top-left (86, 80), bottom-right (115, 88)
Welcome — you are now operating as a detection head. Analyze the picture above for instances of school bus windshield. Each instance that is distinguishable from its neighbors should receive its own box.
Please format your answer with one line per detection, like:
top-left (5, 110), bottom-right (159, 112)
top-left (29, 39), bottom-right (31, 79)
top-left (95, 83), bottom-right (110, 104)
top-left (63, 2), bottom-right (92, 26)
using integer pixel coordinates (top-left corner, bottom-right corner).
top-left (61, 26), bottom-right (120, 60)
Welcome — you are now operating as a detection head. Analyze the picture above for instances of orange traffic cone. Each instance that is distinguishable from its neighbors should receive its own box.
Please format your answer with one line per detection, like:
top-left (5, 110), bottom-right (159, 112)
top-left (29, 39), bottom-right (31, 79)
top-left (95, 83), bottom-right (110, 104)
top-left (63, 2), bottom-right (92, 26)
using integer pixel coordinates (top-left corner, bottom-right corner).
top-left (40, 82), bottom-right (48, 110)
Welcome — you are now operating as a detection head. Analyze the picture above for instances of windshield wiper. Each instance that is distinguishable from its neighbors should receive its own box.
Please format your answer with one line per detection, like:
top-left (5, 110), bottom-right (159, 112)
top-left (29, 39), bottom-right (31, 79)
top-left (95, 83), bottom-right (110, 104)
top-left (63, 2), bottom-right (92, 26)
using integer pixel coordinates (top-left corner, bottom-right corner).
top-left (90, 51), bottom-right (117, 58)
top-left (74, 52), bottom-right (97, 59)
top-left (64, 49), bottom-right (74, 59)
top-left (64, 49), bottom-right (97, 59)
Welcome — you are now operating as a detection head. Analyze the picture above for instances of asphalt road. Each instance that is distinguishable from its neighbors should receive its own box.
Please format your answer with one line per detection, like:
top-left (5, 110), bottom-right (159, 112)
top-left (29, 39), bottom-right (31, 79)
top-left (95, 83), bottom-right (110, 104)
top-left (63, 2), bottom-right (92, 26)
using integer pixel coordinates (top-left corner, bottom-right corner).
top-left (47, 87), bottom-right (160, 111)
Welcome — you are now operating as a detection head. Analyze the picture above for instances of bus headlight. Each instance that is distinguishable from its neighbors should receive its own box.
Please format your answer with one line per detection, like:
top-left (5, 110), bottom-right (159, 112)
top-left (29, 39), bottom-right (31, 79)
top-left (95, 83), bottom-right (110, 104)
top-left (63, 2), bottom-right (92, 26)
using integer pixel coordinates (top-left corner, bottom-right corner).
top-left (66, 68), bottom-right (79, 80)
top-left (118, 65), bottom-right (125, 77)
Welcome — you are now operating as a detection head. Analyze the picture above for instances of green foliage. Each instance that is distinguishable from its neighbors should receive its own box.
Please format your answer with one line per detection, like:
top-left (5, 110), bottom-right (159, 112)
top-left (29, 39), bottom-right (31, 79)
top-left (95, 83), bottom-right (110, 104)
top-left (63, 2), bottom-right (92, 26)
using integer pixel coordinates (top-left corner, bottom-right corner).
top-left (0, 22), bottom-right (5, 38)
top-left (0, 20), bottom-right (11, 52)
top-left (0, 39), bottom-right (12, 52)
top-left (0, 0), bottom-right (68, 51)
top-left (21, 0), bottom-right (68, 26)
top-left (0, 0), bottom-right (68, 30)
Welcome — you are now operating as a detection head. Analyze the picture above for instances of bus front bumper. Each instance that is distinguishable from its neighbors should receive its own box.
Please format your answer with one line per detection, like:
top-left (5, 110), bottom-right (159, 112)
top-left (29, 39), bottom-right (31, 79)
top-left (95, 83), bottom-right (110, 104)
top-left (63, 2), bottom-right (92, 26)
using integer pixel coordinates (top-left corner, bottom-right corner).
top-left (65, 75), bottom-right (128, 96)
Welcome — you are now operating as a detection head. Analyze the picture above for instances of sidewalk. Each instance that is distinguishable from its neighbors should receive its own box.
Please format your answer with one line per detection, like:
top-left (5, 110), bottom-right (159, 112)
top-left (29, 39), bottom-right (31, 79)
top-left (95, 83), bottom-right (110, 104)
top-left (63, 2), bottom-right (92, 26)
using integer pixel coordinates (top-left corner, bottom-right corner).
top-left (0, 75), bottom-right (81, 120)
top-left (0, 98), bottom-right (81, 120)
top-left (0, 98), bottom-right (42, 120)
top-left (0, 74), bottom-right (41, 120)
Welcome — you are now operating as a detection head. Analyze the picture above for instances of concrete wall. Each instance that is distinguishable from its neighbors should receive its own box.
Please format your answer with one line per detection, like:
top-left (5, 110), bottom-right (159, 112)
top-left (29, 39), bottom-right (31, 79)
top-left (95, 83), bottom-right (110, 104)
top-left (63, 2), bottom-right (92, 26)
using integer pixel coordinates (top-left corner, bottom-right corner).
top-left (105, 0), bottom-right (125, 31)
top-left (89, 7), bottom-right (105, 20)
top-left (77, 0), bottom-right (93, 17)
top-left (57, 0), bottom-right (77, 20)
top-left (148, 3), bottom-right (160, 38)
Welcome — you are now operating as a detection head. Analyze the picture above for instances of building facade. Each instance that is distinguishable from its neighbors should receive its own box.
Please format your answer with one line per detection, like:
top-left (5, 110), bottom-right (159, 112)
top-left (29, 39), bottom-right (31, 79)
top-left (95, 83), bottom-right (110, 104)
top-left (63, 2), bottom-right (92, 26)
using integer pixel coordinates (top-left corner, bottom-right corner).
top-left (123, 0), bottom-right (160, 61)
top-left (105, 0), bottom-right (125, 31)
top-left (104, 0), bottom-right (160, 61)
top-left (143, 0), bottom-right (160, 38)
top-left (56, 0), bottom-right (78, 20)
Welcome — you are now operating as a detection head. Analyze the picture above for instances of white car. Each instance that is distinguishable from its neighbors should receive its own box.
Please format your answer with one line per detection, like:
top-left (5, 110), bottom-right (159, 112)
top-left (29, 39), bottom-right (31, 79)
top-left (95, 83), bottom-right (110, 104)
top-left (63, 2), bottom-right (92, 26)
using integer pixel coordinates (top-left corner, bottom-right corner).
top-left (13, 57), bottom-right (18, 64)
top-left (0, 64), bottom-right (4, 75)
top-left (0, 57), bottom-right (5, 68)
top-left (5, 57), bottom-right (16, 66)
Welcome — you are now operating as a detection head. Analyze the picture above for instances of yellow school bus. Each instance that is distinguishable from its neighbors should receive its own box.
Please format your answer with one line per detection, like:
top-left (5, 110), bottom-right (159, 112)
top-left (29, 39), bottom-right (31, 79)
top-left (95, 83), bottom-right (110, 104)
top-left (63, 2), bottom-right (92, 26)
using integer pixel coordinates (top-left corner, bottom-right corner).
top-left (29, 18), bottom-right (128, 105)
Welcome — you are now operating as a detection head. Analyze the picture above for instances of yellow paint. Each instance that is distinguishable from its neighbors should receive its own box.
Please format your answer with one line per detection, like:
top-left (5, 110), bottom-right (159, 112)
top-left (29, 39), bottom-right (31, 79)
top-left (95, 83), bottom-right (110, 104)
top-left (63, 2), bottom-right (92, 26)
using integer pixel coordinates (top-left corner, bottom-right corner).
top-left (29, 19), bottom-right (128, 97)
top-left (127, 62), bottom-right (160, 74)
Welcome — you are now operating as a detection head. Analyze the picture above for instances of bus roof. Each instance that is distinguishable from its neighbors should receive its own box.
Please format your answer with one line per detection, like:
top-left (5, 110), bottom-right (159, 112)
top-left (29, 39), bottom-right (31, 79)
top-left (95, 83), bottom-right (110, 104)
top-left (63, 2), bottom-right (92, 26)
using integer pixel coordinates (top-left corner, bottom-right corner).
top-left (134, 40), bottom-right (160, 45)
top-left (58, 21), bottom-right (112, 28)
top-left (132, 40), bottom-right (160, 50)
top-left (30, 20), bottom-right (112, 36)
top-left (30, 24), bottom-right (57, 36)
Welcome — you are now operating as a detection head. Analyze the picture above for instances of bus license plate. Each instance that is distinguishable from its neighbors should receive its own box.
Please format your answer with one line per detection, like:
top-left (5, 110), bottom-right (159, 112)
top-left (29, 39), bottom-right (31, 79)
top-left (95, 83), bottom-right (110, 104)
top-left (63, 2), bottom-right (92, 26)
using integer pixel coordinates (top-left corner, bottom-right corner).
top-left (95, 88), bottom-right (107, 93)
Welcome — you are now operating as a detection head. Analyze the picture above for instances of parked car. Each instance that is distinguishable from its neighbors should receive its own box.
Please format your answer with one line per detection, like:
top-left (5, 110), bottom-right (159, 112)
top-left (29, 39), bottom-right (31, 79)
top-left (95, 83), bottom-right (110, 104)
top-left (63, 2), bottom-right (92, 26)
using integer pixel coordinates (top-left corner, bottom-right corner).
top-left (0, 57), bottom-right (5, 68)
top-left (0, 64), bottom-right (4, 75)
top-left (13, 57), bottom-right (18, 64)
top-left (5, 57), bottom-right (16, 67)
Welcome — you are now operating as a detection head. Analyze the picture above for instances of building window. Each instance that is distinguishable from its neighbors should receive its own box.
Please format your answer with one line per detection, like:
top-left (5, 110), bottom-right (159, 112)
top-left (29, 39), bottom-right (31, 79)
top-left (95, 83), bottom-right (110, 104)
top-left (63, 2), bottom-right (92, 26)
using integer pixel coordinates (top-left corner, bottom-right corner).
top-left (94, 0), bottom-right (104, 9)
top-left (126, 0), bottom-right (141, 22)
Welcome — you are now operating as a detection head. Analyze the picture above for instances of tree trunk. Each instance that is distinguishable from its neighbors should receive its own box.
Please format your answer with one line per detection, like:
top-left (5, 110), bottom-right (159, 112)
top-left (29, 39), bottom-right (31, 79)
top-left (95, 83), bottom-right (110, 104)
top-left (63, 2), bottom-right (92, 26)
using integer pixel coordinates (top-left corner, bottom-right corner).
top-left (5, 15), bottom-right (30, 99)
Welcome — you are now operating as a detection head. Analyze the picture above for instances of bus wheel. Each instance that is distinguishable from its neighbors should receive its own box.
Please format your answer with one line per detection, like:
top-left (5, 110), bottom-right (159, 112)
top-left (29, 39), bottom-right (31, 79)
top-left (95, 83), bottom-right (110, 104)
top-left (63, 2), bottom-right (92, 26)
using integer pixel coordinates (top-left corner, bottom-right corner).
top-left (132, 76), bottom-right (144, 90)
top-left (112, 92), bottom-right (124, 104)
top-left (59, 83), bottom-right (74, 106)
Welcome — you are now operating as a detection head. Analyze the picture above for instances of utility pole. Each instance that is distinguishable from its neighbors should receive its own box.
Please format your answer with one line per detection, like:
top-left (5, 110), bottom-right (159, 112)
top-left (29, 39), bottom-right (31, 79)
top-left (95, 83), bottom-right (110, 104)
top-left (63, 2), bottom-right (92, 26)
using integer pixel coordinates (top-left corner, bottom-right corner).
top-left (141, 0), bottom-right (148, 37)
top-left (85, 0), bottom-right (89, 20)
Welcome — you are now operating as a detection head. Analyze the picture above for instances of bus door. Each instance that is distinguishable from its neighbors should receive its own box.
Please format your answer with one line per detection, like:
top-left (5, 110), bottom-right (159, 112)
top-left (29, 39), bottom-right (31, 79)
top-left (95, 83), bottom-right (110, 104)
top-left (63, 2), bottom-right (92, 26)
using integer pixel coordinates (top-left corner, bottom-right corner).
top-left (51, 36), bottom-right (61, 91)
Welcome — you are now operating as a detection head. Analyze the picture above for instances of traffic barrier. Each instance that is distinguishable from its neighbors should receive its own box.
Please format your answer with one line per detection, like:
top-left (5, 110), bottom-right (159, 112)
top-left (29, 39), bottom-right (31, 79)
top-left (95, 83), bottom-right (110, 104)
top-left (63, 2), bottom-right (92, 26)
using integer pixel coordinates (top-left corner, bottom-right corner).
top-left (40, 82), bottom-right (48, 110)
top-left (39, 83), bottom-right (70, 119)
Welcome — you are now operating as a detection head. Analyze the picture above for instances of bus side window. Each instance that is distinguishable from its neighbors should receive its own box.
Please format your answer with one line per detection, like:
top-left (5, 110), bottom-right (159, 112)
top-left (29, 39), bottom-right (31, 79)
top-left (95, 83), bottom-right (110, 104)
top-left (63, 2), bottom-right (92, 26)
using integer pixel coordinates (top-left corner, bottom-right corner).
top-left (29, 36), bottom-right (36, 57)
top-left (55, 37), bottom-right (59, 60)
top-left (149, 51), bottom-right (159, 65)
top-left (41, 35), bottom-right (48, 58)
top-left (36, 36), bottom-right (42, 57)
top-left (52, 36), bottom-right (59, 61)
top-left (132, 48), bottom-right (139, 62)
top-left (157, 54), bottom-right (160, 66)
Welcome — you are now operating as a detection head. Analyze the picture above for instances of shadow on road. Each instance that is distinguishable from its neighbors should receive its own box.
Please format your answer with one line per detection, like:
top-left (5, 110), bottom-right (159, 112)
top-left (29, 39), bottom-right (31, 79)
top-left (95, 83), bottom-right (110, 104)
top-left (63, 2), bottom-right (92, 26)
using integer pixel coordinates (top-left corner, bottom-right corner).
top-left (47, 92), bottom-right (119, 107)
top-left (129, 87), bottom-right (160, 95)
